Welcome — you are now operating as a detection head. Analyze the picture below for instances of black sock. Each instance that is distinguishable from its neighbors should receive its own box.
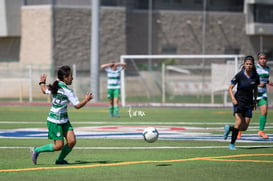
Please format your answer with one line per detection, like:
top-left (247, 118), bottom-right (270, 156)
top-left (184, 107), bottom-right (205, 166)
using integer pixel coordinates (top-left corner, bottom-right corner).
top-left (231, 127), bottom-right (239, 144)
top-left (229, 126), bottom-right (234, 131)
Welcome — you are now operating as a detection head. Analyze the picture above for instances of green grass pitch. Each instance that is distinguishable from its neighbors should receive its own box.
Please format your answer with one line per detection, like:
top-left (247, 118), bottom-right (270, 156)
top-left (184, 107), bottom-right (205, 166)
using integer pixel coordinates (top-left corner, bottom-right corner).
top-left (0, 105), bottom-right (273, 181)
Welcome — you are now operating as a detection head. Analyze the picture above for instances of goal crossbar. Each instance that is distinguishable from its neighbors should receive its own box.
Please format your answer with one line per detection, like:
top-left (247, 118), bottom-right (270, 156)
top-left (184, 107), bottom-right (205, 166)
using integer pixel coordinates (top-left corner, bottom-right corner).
top-left (120, 54), bottom-right (245, 107)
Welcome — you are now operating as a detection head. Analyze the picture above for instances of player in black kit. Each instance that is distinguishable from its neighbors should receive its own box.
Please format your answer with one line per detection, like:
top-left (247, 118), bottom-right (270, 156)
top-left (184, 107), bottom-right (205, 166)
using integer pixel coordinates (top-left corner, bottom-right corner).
top-left (224, 55), bottom-right (260, 150)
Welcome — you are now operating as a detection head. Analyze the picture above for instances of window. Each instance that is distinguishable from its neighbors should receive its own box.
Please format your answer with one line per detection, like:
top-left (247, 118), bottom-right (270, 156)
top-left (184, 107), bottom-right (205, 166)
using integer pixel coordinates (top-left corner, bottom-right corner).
top-left (161, 45), bottom-right (177, 54)
top-left (254, 4), bottom-right (273, 24)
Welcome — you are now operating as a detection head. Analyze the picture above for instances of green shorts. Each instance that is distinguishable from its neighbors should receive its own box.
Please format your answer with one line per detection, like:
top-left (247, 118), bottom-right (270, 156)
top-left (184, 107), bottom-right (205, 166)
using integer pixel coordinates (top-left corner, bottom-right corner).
top-left (47, 121), bottom-right (73, 140)
top-left (257, 98), bottom-right (268, 106)
top-left (107, 89), bottom-right (120, 99)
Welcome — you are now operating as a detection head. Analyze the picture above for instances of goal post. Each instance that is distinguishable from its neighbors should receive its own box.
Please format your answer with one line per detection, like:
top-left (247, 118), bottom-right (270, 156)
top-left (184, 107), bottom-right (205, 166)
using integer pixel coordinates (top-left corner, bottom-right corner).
top-left (120, 54), bottom-right (244, 107)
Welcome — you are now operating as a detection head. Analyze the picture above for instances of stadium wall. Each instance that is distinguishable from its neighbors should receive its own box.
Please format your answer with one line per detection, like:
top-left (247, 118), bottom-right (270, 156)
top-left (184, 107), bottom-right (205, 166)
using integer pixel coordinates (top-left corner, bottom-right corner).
top-left (20, 5), bottom-right (52, 66)
top-left (53, 6), bottom-right (126, 72)
top-left (3, 5), bottom-right (273, 101)
top-left (20, 5), bottom-right (126, 72)
top-left (19, 5), bottom-right (265, 71)
top-left (127, 10), bottom-right (257, 56)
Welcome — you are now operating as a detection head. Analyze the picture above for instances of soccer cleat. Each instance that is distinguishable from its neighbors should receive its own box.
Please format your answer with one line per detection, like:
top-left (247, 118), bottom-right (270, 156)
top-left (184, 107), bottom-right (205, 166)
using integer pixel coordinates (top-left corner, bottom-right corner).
top-left (55, 160), bottom-right (69, 165)
top-left (258, 131), bottom-right (269, 139)
top-left (229, 144), bottom-right (236, 150)
top-left (224, 125), bottom-right (230, 140)
top-left (112, 114), bottom-right (120, 118)
top-left (31, 148), bottom-right (39, 165)
top-left (237, 131), bottom-right (242, 139)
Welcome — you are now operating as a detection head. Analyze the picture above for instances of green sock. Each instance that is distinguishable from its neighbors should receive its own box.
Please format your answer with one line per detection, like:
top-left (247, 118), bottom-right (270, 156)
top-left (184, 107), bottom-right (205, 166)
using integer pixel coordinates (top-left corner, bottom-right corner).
top-left (109, 106), bottom-right (113, 116)
top-left (113, 105), bottom-right (119, 115)
top-left (56, 144), bottom-right (72, 161)
top-left (259, 115), bottom-right (267, 131)
top-left (35, 144), bottom-right (54, 153)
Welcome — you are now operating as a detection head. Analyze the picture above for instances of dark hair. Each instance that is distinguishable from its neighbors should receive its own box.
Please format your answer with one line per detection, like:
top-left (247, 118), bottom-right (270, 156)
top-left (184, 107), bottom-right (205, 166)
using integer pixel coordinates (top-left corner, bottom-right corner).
top-left (257, 52), bottom-right (267, 59)
top-left (244, 55), bottom-right (255, 63)
top-left (110, 61), bottom-right (116, 67)
top-left (48, 65), bottom-right (72, 94)
top-left (242, 55), bottom-right (257, 74)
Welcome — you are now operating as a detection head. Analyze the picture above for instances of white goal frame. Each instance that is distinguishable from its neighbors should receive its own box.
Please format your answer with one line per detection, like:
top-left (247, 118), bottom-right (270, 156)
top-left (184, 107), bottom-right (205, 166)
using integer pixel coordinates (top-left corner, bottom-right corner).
top-left (120, 54), bottom-right (244, 107)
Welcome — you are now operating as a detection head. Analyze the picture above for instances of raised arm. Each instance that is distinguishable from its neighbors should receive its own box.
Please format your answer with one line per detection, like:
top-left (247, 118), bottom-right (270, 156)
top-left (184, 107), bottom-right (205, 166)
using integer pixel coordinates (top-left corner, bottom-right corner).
top-left (100, 63), bottom-right (114, 69)
top-left (39, 74), bottom-right (47, 94)
top-left (115, 62), bottom-right (126, 69)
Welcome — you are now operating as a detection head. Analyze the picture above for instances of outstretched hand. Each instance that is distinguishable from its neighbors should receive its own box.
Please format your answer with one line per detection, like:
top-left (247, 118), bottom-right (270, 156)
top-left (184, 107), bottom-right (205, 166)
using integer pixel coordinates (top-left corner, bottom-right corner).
top-left (40, 74), bottom-right (47, 83)
top-left (74, 92), bottom-right (93, 109)
top-left (85, 92), bottom-right (93, 102)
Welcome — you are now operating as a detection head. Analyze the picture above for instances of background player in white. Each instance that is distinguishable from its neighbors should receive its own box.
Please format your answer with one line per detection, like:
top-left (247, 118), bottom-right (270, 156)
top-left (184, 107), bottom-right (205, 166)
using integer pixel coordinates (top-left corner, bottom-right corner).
top-left (31, 65), bottom-right (93, 164)
top-left (101, 62), bottom-right (126, 117)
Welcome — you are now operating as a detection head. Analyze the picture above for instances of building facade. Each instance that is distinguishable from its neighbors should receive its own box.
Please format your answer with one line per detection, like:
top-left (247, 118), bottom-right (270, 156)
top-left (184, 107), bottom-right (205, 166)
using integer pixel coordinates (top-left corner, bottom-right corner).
top-left (1, 0), bottom-right (273, 67)
top-left (0, 0), bottom-right (273, 101)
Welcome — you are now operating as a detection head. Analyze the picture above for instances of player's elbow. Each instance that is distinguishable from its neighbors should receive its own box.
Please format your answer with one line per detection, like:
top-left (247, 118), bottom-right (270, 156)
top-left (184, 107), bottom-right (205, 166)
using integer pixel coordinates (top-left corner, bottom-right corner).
top-left (74, 105), bottom-right (81, 109)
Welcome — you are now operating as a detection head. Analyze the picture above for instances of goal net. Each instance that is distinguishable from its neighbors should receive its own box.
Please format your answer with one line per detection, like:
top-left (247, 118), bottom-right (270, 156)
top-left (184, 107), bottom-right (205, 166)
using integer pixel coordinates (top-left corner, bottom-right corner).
top-left (120, 54), bottom-right (244, 107)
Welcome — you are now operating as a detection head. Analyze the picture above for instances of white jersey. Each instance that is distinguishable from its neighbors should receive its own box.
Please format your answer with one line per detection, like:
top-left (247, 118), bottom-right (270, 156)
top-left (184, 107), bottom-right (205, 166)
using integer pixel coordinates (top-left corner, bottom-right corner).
top-left (256, 63), bottom-right (270, 100)
top-left (104, 66), bottom-right (123, 89)
top-left (46, 81), bottom-right (79, 124)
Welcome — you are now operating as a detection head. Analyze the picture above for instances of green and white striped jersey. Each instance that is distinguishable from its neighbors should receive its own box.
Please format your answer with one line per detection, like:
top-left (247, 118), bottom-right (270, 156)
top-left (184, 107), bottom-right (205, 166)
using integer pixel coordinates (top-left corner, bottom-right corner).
top-left (46, 81), bottom-right (79, 124)
top-left (105, 66), bottom-right (123, 89)
top-left (256, 64), bottom-right (270, 100)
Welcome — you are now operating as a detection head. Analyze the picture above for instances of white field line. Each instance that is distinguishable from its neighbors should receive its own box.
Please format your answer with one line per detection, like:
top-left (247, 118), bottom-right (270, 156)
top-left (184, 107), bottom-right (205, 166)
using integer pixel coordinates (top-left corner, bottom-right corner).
top-left (1, 121), bottom-right (273, 126)
top-left (0, 145), bottom-right (273, 150)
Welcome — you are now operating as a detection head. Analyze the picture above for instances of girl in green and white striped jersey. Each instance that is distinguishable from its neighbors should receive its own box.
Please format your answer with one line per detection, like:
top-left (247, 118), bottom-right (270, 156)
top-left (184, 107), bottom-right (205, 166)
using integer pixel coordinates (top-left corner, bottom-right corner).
top-left (31, 65), bottom-right (93, 165)
top-left (101, 62), bottom-right (126, 117)
top-left (255, 53), bottom-right (273, 138)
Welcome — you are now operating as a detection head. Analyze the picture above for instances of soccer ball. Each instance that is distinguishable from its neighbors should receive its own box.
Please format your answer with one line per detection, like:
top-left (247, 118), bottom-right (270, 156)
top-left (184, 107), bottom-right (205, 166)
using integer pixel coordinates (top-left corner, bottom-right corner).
top-left (142, 127), bottom-right (159, 143)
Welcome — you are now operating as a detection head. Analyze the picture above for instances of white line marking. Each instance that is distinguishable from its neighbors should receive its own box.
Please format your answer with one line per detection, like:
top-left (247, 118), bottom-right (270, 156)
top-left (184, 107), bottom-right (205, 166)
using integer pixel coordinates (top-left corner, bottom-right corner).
top-left (0, 145), bottom-right (272, 150)
top-left (0, 121), bottom-right (273, 126)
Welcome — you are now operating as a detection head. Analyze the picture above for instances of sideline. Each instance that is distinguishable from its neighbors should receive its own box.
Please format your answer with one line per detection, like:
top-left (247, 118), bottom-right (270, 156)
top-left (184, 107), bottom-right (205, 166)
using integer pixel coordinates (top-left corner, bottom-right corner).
top-left (0, 145), bottom-right (273, 150)
top-left (1, 154), bottom-right (273, 173)
top-left (1, 121), bottom-right (273, 126)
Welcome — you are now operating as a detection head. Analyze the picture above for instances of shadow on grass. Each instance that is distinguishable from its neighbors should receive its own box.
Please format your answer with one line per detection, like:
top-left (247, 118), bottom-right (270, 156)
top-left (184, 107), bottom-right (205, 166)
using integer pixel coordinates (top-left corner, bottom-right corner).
top-left (239, 146), bottom-right (273, 150)
top-left (71, 160), bottom-right (121, 165)
top-left (156, 164), bottom-right (172, 167)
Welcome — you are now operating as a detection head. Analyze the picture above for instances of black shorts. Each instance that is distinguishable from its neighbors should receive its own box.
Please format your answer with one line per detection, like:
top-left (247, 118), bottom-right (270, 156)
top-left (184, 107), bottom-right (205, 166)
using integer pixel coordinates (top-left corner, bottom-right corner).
top-left (233, 104), bottom-right (253, 118)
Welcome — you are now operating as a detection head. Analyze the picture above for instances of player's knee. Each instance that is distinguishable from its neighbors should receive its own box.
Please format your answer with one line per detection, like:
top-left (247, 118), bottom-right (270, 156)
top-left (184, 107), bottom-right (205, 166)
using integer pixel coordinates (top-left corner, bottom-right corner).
top-left (54, 143), bottom-right (64, 151)
top-left (68, 139), bottom-right (76, 148)
top-left (240, 125), bottom-right (248, 131)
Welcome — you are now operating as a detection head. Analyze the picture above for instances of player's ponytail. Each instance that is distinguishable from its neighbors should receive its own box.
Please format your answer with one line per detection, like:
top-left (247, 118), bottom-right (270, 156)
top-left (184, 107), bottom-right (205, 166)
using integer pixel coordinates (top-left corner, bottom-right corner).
top-left (48, 81), bottom-right (59, 94)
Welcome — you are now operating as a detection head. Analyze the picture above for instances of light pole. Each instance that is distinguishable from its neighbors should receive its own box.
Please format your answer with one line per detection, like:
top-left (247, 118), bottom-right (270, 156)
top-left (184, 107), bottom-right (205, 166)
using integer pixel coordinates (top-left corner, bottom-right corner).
top-left (148, 0), bottom-right (153, 70)
top-left (91, 0), bottom-right (100, 102)
top-left (201, 0), bottom-right (207, 103)
top-left (258, 27), bottom-right (264, 52)
top-left (202, 0), bottom-right (207, 56)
